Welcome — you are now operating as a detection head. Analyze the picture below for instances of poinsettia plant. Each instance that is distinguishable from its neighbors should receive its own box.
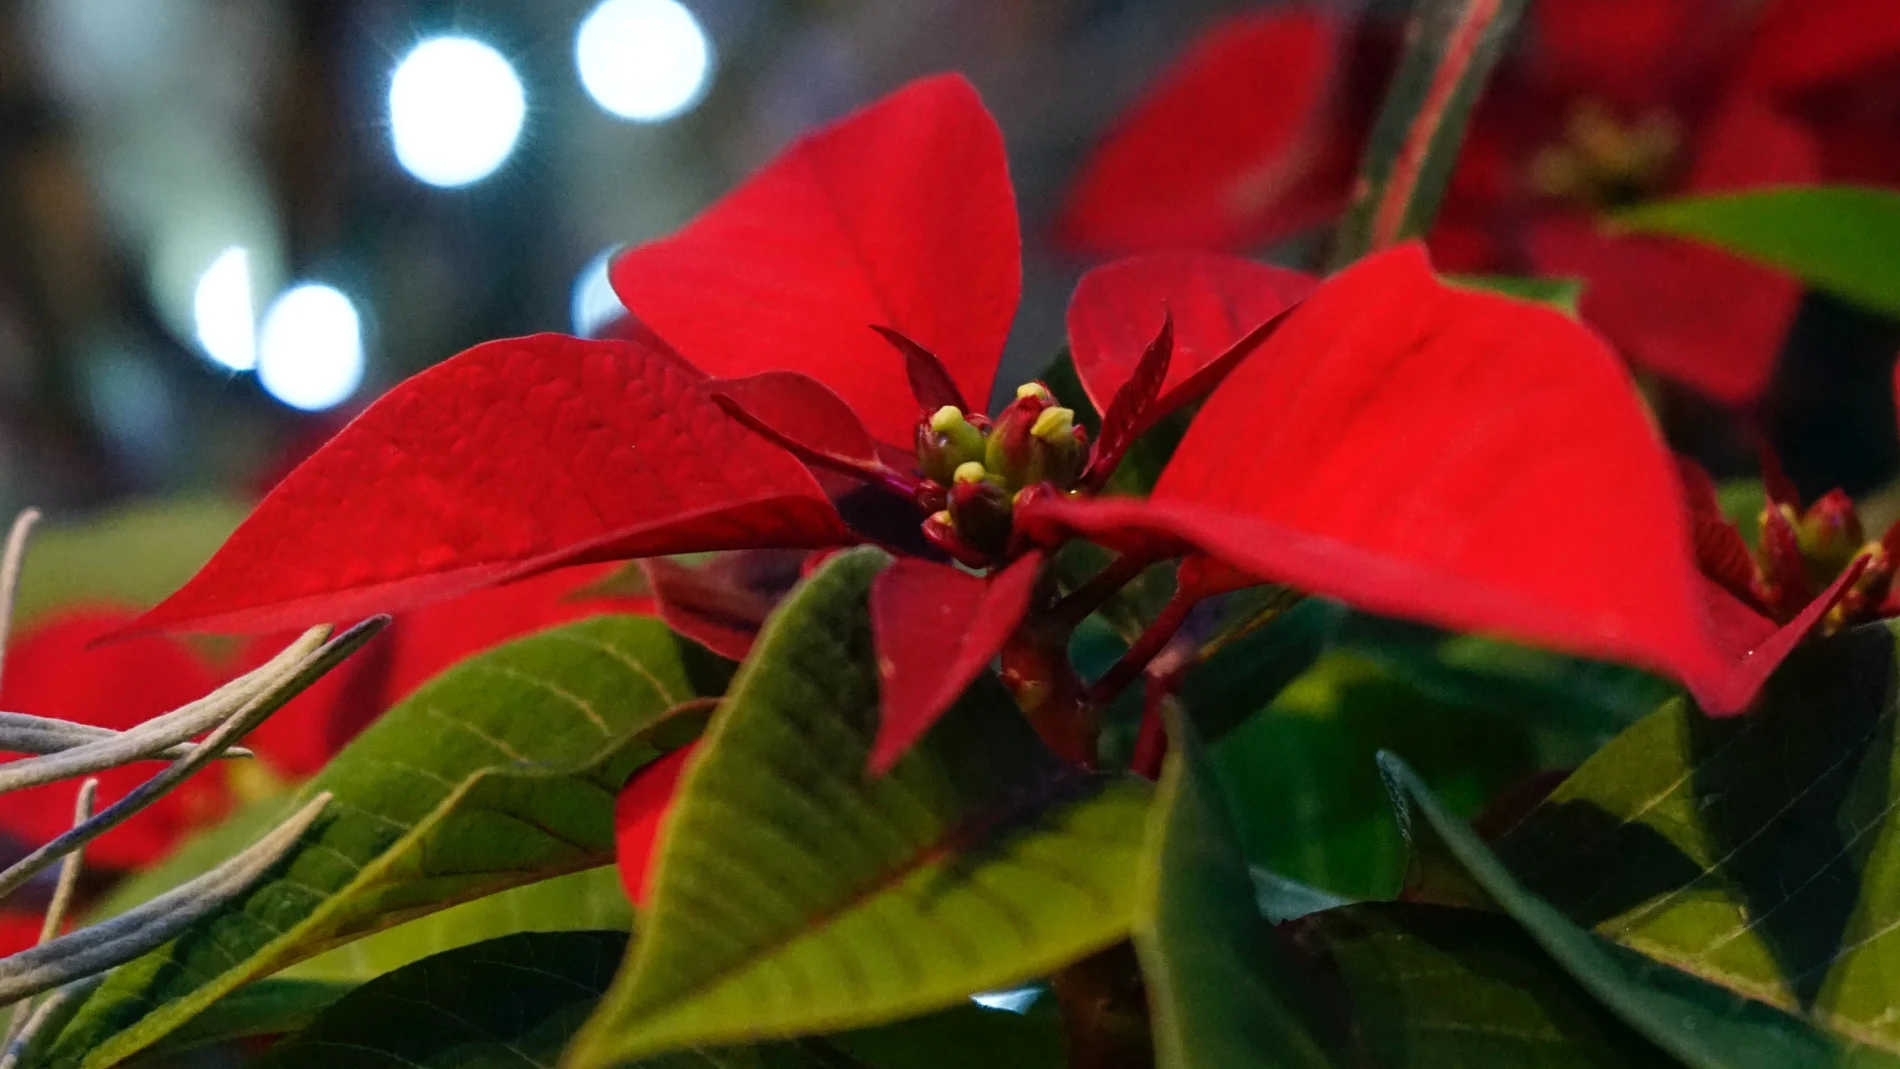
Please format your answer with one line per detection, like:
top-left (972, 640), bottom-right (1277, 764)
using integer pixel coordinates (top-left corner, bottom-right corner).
top-left (11, 2), bottom-right (1900, 1067)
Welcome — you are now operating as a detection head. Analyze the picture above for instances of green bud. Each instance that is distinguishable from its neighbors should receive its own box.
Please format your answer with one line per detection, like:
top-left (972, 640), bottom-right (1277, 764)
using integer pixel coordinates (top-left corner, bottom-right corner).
top-left (916, 406), bottom-right (987, 485)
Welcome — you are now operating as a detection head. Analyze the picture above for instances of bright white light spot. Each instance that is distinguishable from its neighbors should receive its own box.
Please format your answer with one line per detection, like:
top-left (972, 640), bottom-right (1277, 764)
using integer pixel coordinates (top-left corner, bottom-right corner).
top-left (257, 284), bottom-right (363, 411)
top-left (971, 988), bottom-right (1041, 1014)
top-left (570, 246), bottom-right (626, 336)
top-left (191, 247), bottom-right (257, 371)
top-left (388, 36), bottom-right (526, 187)
top-left (575, 0), bottom-right (713, 123)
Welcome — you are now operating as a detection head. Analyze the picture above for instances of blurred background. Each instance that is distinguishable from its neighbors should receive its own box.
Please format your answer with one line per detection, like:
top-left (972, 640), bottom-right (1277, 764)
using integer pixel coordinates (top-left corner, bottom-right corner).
top-left (0, 0), bottom-right (1282, 515)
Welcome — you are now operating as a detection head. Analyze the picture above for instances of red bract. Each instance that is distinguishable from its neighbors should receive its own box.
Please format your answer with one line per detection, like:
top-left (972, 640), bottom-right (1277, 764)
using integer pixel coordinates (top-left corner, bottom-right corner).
top-left (0, 607), bottom-right (228, 869)
top-left (241, 563), bottom-right (649, 778)
top-left (1018, 243), bottom-right (1842, 716)
top-left (1055, 8), bottom-right (1362, 255)
top-left (1061, 0), bottom-right (1900, 405)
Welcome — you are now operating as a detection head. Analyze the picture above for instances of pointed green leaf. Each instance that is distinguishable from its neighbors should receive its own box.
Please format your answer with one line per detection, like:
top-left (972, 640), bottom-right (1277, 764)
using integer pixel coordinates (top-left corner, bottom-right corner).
top-left (1499, 623), bottom-right (1900, 1059)
top-left (569, 547), bottom-right (1149, 1066)
top-left (1616, 186), bottom-right (1900, 318)
top-left (1137, 723), bottom-right (1338, 1069)
top-left (45, 614), bottom-right (727, 1069)
top-left (151, 979), bottom-right (353, 1055)
top-left (1383, 754), bottom-right (1900, 1069)
top-left (1330, 0), bottom-right (1530, 266)
top-left (1292, 903), bottom-right (1676, 1067)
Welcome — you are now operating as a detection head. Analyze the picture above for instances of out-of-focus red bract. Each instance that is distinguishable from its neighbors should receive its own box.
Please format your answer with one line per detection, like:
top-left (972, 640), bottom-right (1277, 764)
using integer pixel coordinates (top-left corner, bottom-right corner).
top-left (614, 743), bottom-right (696, 908)
top-left (0, 607), bottom-right (227, 869)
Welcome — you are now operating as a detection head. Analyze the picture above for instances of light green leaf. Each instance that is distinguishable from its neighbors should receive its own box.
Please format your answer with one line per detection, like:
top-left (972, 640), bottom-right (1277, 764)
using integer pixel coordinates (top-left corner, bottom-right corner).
top-left (1446, 274), bottom-right (1583, 313)
top-left (1499, 622), bottom-right (1900, 1059)
top-left (1330, 0), bottom-right (1530, 265)
top-left (1137, 723), bottom-right (1337, 1069)
top-left (1617, 186), bottom-right (1900, 318)
top-left (1293, 903), bottom-right (1676, 1067)
top-left (15, 497), bottom-right (248, 623)
top-left (568, 547), bottom-right (1149, 1066)
top-left (1383, 754), bottom-right (1900, 1069)
top-left (43, 614), bottom-right (726, 1069)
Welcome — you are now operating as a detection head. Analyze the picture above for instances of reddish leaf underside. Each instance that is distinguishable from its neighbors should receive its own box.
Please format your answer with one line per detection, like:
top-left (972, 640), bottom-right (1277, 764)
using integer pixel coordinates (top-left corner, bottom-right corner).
top-left (1674, 457), bottom-right (1759, 606)
top-left (1021, 243), bottom-right (1816, 715)
top-left (0, 607), bottom-right (227, 868)
top-left (866, 552), bottom-right (1042, 774)
top-left (710, 371), bottom-right (884, 473)
top-left (638, 553), bottom-right (800, 663)
top-left (611, 74), bottom-right (1018, 445)
top-left (872, 326), bottom-right (969, 415)
top-left (129, 333), bottom-right (848, 638)
top-left (1067, 251), bottom-right (1316, 417)
top-left (1055, 8), bottom-right (1349, 254)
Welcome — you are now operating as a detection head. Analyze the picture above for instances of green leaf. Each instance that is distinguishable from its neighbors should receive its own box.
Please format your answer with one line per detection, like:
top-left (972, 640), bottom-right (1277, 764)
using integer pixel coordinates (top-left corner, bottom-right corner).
top-left (835, 1000), bottom-right (1064, 1069)
top-left (568, 547), bottom-right (1150, 1066)
top-left (1207, 653), bottom-right (1544, 899)
top-left (1446, 273), bottom-right (1583, 313)
top-left (1616, 186), bottom-right (1900, 318)
top-left (44, 614), bottom-right (727, 1069)
top-left (1382, 754), bottom-right (1900, 1069)
top-left (1499, 623), bottom-right (1900, 1059)
top-left (255, 931), bottom-right (631, 1069)
top-left (1330, 0), bottom-right (1530, 266)
top-left (1136, 723), bottom-right (1338, 1069)
top-left (151, 979), bottom-right (352, 1054)
top-left (1291, 903), bottom-right (1676, 1067)
top-left (281, 866), bottom-right (630, 982)
top-left (15, 497), bottom-right (248, 623)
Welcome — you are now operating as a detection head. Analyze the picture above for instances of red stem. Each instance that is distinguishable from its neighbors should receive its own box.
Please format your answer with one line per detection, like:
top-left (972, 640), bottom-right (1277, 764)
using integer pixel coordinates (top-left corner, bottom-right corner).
top-left (1046, 551), bottom-right (1155, 632)
top-left (1087, 585), bottom-right (1198, 707)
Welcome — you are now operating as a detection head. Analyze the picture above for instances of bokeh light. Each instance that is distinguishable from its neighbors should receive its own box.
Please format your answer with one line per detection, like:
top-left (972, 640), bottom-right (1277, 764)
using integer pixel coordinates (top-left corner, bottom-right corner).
top-left (191, 247), bottom-right (257, 371)
top-left (570, 245), bottom-right (626, 336)
top-left (575, 0), bottom-right (713, 123)
top-left (388, 36), bottom-right (526, 187)
top-left (257, 284), bottom-right (364, 411)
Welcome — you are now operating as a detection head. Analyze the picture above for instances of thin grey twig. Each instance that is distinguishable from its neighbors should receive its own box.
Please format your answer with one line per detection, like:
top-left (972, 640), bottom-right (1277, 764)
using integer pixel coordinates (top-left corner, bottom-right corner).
top-left (0, 713), bottom-right (250, 759)
top-left (0, 976), bottom-right (100, 1069)
top-left (0, 791), bottom-right (333, 1007)
top-left (0, 509), bottom-right (40, 697)
top-left (0, 780), bottom-right (96, 1050)
top-left (0, 619), bottom-right (383, 903)
top-left (0, 626), bottom-right (328, 797)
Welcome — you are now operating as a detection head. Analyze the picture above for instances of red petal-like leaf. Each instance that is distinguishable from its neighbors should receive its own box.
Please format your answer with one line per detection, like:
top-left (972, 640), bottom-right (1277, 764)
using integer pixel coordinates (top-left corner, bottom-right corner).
top-left (1742, 0), bottom-right (1900, 93)
top-left (866, 552), bottom-right (1041, 774)
top-left (1067, 251), bottom-right (1316, 417)
top-left (0, 607), bottom-right (228, 868)
top-left (1675, 457), bottom-right (1760, 606)
top-left (1018, 243), bottom-right (1814, 714)
top-left (1529, 0), bottom-right (1735, 110)
top-left (241, 563), bottom-right (643, 778)
top-left (710, 371), bottom-right (883, 472)
top-left (871, 326), bottom-right (969, 415)
top-left (638, 550), bottom-right (807, 663)
top-left (611, 75), bottom-right (1017, 445)
top-left (128, 334), bottom-right (848, 637)
top-left (614, 743), bottom-right (698, 908)
top-left (1082, 314), bottom-right (1172, 492)
top-left (1056, 9), bottom-right (1352, 254)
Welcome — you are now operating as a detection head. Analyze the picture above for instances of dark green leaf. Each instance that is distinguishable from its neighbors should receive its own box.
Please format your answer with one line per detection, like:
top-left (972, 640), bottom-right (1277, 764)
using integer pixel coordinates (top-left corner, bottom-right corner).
top-left (1208, 653), bottom-right (1543, 899)
top-left (1291, 903), bottom-right (1676, 1067)
top-left (1499, 622), bottom-right (1900, 1060)
top-left (1616, 187), bottom-right (1900, 318)
top-left (1330, 0), bottom-right (1530, 266)
top-left (46, 615), bottom-right (727, 1069)
top-left (1136, 722), bottom-right (1338, 1068)
top-left (568, 548), bottom-right (1150, 1065)
top-left (1383, 754), bottom-right (1900, 1068)
top-left (153, 979), bottom-right (352, 1054)
top-left (835, 1000), bottom-right (1063, 1069)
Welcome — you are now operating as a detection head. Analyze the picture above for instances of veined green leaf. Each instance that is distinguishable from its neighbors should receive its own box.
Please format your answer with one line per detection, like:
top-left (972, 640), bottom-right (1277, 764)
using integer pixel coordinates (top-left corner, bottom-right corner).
top-left (44, 614), bottom-right (727, 1069)
top-left (1616, 186), bottom-right (1900, 318)
top-left (569, 547), bottom-right (1150, 1066)
top-left (1330, 0), bottom-right (1530, 266)
top-left (1137, 723), bottom-right (1337, 1069)
top-left (1384, 754), bottom-right (1900, 1068)
top-left (151, 978), bottom-right (352, 1054)
top-left (1291, 903), bottom-right (1675, 1067)
top-left (1499, 622), bottom-right (1900, 1059)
